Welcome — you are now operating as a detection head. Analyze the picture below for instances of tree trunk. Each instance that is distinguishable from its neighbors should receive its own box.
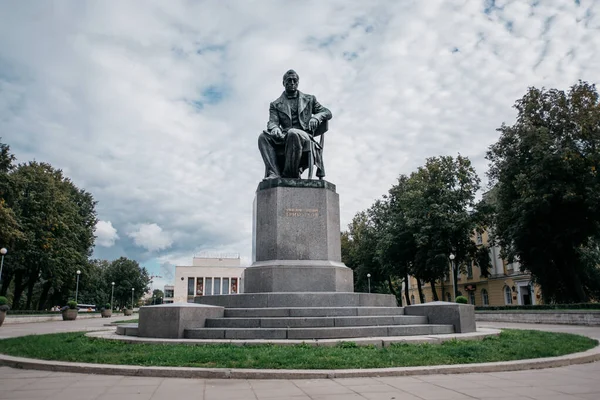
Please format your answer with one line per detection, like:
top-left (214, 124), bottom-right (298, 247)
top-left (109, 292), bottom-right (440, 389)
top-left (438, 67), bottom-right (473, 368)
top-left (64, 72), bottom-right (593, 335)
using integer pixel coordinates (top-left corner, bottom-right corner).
top-left (416, 279), bottom-right (424, 303)
top-left (404, 274), bottom-right (411, 305)
top-left (430, 280), bottom-right (439, 301)
top-left (37, 280), bottom-right (53, 310)
top-left (440, 278), bottom-right (446, 302)
top-left (11, 272), bottom-right (25, 309)
top-left (453, 263), bottom-right (459, 298)
top-left (25, 277), bottom-right (36, 310)
top-left (387, 276), bottom-right (401, 306)
top-left (0, 273), bottom-right (12, 296)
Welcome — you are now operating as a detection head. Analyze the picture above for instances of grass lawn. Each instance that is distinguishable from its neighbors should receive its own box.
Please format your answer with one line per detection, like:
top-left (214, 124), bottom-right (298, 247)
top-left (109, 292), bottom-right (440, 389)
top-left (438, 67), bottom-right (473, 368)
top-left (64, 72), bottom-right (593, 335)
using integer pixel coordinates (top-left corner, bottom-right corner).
top-left (0, 329), bottom-right (596, 369)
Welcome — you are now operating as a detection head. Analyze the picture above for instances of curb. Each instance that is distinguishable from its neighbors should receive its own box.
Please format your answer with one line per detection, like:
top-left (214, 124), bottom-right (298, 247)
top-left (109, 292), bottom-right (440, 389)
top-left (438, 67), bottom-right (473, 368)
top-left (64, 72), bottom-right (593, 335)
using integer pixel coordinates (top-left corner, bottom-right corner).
top-left (1, 331), bottom-right (599, 379)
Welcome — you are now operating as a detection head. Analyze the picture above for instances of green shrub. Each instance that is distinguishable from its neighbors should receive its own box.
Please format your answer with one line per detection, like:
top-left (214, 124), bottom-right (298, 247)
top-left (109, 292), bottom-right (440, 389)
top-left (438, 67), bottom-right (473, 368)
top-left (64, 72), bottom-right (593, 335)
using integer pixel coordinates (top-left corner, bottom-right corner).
top-left (455, 296), bottom-right (468, 304)
top-left (0, 296), bottom-right (8, 306)
top-left (66, 300), bottom-right (78, 309)
top-left (104, 303), bottom-right (111, 310)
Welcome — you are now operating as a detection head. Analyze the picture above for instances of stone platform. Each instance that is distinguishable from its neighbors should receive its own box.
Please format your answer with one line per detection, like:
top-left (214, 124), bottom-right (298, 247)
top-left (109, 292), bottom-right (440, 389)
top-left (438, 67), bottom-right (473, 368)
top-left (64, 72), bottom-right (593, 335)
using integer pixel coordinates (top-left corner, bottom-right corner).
top-left (118, 301), bottom-right (475, 340)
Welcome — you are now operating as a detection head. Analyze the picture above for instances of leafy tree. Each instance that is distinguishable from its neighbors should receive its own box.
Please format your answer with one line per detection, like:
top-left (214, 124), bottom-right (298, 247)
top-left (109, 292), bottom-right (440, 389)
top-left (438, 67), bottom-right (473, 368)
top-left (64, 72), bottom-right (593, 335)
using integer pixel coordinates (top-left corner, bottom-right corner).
top-left (399, 156), bottom-right (488, 299)
top-left (0, 140), bottom-right (23, 288)
top-left (104, 257), bottom-right (150, 309)
top-left (4, 162), bottom-right (97, 309)
top-left (152, 289), bottom-right (164, 304)
top-left (487, 81), bottom-right (600, 303)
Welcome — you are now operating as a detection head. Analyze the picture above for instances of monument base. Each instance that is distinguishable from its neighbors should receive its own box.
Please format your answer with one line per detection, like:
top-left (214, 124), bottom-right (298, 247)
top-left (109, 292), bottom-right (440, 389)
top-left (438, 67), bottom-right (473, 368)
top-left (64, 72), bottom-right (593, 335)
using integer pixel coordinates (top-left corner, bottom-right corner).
top-left (243, 260), bottom-right (353, 293)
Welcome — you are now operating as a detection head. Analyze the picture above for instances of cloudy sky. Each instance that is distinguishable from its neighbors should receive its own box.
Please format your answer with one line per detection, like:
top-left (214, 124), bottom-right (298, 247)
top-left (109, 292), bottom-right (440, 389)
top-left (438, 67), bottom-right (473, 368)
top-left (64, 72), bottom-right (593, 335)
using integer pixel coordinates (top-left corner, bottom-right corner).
top-left (1, 0), bottom-right (598, 288)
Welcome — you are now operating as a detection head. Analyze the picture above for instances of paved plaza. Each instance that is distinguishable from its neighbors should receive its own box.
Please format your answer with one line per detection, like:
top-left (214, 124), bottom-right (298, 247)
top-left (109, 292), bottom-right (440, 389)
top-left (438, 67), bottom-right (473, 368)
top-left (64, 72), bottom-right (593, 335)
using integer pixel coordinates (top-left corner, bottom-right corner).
top-left (1, 318), bottom-right (599, 400)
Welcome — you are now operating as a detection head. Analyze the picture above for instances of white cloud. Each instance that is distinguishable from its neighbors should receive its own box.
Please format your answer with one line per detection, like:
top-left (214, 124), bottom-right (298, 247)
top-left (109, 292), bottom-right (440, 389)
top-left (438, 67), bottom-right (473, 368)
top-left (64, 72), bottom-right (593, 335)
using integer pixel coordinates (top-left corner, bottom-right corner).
top-left (127, 223), bottom-right (173, 252)
top-left (1, 0), bottom-right (599, 281)
top-left (94, 220), bottom-right (119, 247)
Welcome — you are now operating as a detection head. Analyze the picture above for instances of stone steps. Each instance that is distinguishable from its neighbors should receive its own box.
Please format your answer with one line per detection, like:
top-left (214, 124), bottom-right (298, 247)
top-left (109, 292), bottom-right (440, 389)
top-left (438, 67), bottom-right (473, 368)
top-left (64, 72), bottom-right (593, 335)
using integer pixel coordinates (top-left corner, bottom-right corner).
top-left (223, 306), bottom-right (405, 318)
top-left (115, 324), bottom-right (139, 336)
top-left (184, 324), bottom-right (454, 340)
top-left (205, 315), bottom-right (428, 329)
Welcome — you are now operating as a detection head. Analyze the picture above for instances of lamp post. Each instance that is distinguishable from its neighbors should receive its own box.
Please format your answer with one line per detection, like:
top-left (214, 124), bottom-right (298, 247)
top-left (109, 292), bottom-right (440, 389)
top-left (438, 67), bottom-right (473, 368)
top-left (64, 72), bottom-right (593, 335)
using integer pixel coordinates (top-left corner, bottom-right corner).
top-left (110, 282), bottom-right (115, 310)
top-left (75, 270), bottom-right (81, 303)
top-left (449, 253), bottom-right (456, 300)
top-left (131, 288), bottom-right (135, 310)
top-left (0, 248), bottom-right (7, 285)
top-left (367, 273), bottom-right (371, 293)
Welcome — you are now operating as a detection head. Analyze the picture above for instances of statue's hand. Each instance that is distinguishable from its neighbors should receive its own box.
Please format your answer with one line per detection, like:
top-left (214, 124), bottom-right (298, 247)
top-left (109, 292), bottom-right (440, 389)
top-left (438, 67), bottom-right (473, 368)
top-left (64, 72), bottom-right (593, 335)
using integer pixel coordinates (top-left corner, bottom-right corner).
top-left (270, 127), bottom-right (283, 139)
top-left (309, 117), bottom-right (319, 132)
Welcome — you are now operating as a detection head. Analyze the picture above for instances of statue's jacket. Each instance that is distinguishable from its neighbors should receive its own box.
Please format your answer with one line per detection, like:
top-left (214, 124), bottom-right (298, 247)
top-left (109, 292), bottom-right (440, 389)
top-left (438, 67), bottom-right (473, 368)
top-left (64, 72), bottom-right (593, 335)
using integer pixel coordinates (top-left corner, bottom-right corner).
top-left (267, 91), bottom-right (332, 134)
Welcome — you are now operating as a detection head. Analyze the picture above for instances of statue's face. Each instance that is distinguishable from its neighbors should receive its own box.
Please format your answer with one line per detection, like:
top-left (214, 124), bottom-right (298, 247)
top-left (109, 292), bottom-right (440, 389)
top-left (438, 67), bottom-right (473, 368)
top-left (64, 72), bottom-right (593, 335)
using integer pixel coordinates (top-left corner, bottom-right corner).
top-left (283, 74), bottom-right (299, 93)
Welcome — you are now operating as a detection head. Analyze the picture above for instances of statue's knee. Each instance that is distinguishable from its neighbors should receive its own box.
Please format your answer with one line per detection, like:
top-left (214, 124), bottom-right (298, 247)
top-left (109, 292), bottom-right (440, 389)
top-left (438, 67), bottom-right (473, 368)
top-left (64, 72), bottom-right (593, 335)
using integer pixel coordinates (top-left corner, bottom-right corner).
top-left (258, 132), bottom-right (269, 145)
top-left (286, 129), bottom-right (300, 142)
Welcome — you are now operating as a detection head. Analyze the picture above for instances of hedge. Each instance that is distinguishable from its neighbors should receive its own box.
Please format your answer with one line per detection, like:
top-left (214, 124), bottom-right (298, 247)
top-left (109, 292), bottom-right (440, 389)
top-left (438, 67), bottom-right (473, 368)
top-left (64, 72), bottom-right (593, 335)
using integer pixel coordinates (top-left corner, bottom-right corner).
top-left (475, 303), bottom-right (600, 311)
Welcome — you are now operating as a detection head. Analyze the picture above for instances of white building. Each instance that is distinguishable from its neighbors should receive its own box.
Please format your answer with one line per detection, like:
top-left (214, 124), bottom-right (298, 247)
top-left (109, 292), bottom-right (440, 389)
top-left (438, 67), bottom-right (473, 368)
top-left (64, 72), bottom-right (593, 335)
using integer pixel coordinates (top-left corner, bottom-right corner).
top-left (170, 255), bottom-right (246, 303)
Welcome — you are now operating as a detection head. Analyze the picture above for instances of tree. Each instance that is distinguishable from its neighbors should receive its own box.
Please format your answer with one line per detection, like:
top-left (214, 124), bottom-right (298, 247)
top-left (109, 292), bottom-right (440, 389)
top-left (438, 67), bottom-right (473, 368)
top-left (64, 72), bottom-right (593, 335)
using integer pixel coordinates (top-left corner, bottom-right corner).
top-left (4, 162), bottom-right (97, 309)
top-left (104, 257), bottom-right (150, 309)
top-left (487, 81), bottom-right (600, 303)
top-left (0, 140), bottom-right (23, 287)
top-left (399, 156), bottom-right (488, 299)
top-left (152, 289), bottom-right (164, 304)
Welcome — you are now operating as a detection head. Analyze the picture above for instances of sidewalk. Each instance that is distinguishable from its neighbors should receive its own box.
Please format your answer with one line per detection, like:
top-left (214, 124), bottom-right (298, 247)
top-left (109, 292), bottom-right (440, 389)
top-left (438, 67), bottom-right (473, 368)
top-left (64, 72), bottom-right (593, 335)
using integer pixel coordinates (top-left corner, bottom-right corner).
top-left (0, 321), bottom-right (599, 399)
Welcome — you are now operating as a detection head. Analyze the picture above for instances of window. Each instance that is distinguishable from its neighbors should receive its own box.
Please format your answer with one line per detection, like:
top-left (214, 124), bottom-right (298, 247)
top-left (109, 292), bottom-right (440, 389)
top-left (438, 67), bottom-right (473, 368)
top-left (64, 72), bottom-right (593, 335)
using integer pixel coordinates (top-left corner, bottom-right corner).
top-left (205, 278), bottom-right (213, 296)
top-left (476, 232), bottom-right (483, 245)
top-left (187, 278), bottom-right (194, 296)
top-left (504, 286), bottom-right (512, 305)
top-left (196, 278), bottom-right (204, 296)
top-left (467, 263), bottom-right (473, 279)
top-left (231, 278), bottom-right (238, 294)
top-left (446, 292), bottom-right (451, 302)
top-left (481, 289), bottom-right (489, 306)
top-left (214, 278), bottom-right (221, 295)
top-left (410, 295), bottom-right (415, 304)
top-left (164, 288), bottom-right (174, 298)
top-left (469, 292), bottom-right (476, 305)
top-left (222, 278), bottom-right (229, 295)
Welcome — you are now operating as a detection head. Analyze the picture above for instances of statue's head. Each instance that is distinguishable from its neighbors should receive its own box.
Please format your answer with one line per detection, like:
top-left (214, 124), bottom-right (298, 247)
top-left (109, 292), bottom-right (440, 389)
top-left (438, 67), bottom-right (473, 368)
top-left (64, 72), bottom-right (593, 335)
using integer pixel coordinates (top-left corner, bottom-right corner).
top-left (282, 69), bottom-right (299, 94)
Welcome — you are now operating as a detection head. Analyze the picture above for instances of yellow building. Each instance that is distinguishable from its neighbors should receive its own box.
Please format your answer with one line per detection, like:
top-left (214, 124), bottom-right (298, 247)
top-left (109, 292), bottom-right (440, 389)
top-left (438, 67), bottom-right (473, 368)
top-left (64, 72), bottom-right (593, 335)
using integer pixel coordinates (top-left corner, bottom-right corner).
top-left (404, 230), bottom-right (542, 306)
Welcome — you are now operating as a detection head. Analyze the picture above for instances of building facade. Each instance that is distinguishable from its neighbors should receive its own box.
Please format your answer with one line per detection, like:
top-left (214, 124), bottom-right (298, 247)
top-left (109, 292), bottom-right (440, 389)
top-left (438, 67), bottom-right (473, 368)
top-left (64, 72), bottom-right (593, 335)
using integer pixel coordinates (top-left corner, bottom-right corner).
top-left (404, 230), bottom-right (542, 307)
top-left (169, 256), bottom-right (246, 303)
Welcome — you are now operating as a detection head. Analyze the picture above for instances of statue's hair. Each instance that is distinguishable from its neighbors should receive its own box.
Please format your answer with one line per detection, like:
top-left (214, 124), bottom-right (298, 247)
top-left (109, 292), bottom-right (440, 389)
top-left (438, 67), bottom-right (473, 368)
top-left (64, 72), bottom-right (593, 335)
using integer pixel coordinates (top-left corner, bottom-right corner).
top-left (283, 69), bottom-right (299, 81)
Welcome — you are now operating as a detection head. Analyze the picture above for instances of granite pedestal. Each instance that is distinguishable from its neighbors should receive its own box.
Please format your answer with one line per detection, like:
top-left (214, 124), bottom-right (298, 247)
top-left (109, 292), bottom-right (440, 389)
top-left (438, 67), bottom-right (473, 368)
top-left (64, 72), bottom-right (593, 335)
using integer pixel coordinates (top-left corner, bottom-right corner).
top-left (245, 179), bottom-right (353, 293)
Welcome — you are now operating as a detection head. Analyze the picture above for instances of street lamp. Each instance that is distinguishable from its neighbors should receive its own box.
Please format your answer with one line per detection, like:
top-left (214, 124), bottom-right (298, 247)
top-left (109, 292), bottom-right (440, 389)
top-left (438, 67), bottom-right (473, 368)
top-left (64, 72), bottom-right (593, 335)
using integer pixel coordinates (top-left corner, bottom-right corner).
top-left (111, 282), bottom-right (115, 311)
top-left (75, 270), bottom-right (81, 303)
top-left (449, 253), bottom-right (456, 300)
top-left (131, 288), bottom-right (135, 310)
top-left (367, 273), bottom-right (371, 293)
top-left (0, 248), bottom-right (7, 284)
